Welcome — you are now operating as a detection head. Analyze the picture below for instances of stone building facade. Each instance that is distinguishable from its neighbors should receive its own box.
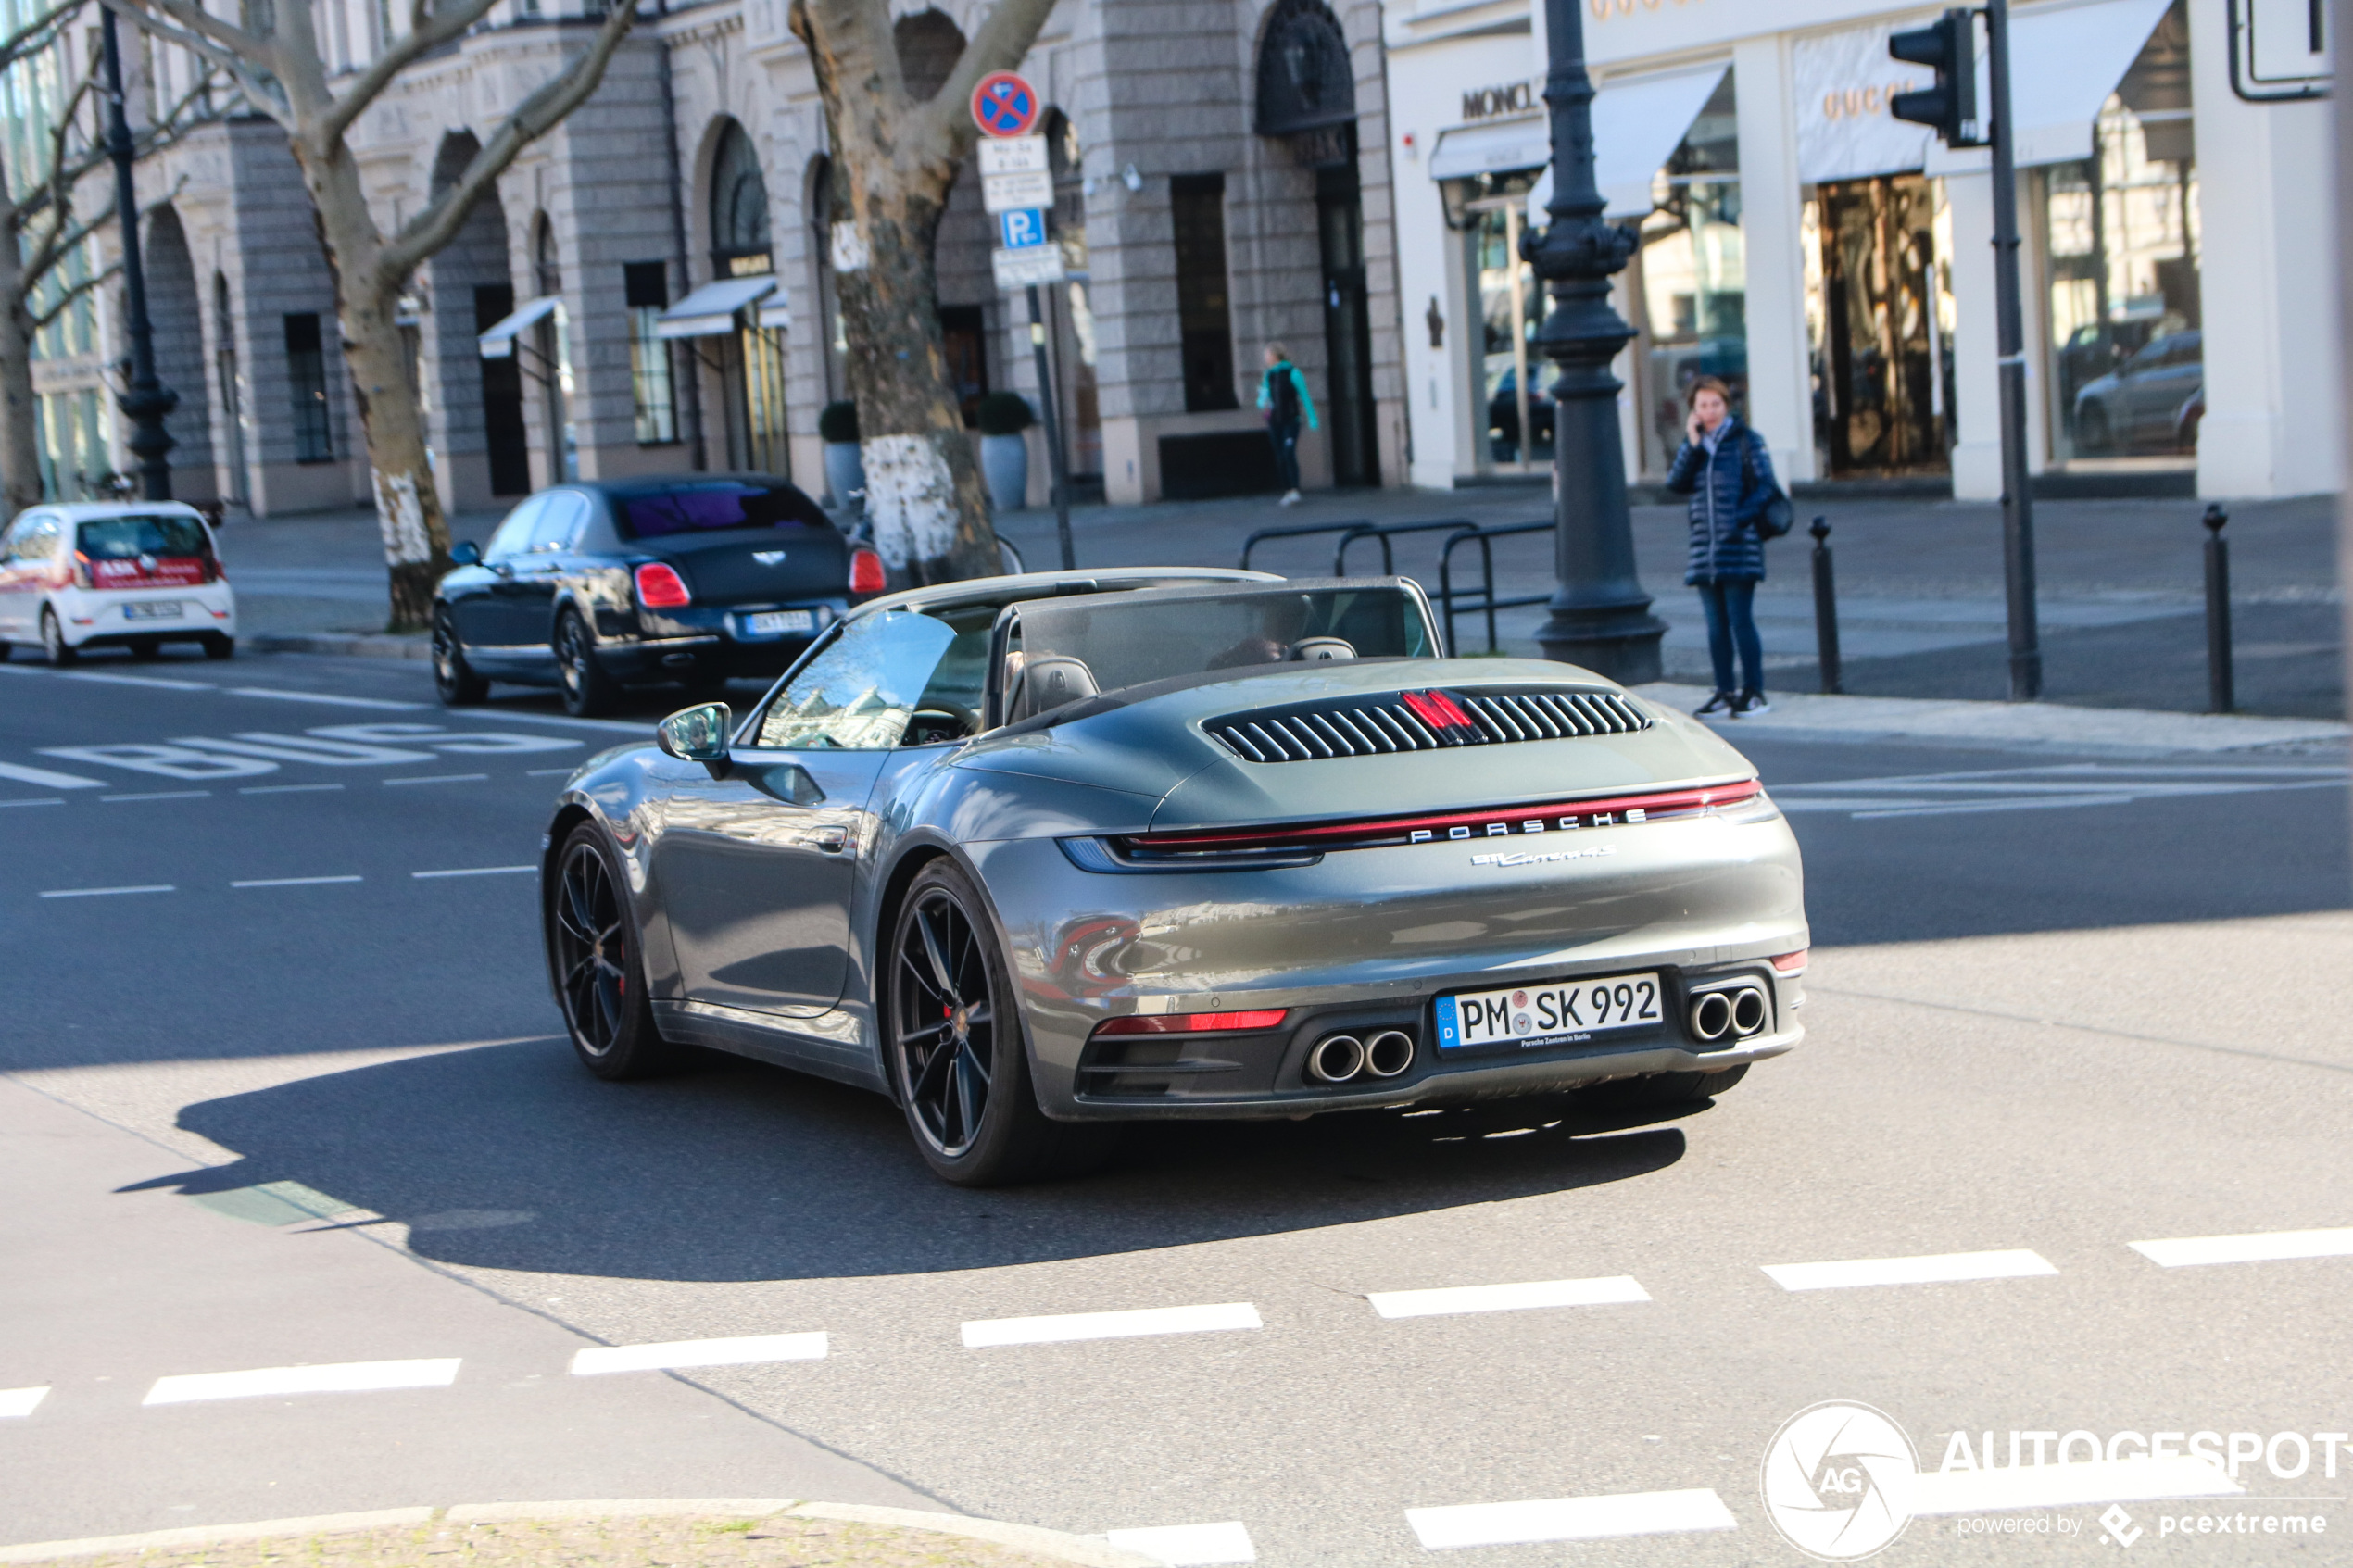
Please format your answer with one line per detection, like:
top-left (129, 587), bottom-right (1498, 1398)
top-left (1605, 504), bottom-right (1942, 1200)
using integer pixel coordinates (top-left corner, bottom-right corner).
top-left (82, 0), bottom-right (1408, 515)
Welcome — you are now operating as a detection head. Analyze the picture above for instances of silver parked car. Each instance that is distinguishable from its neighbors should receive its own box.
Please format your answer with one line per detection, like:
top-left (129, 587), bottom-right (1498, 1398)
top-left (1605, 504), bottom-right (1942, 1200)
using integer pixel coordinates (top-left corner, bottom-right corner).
top-left (540, 568), bottom-right (1807, 1185)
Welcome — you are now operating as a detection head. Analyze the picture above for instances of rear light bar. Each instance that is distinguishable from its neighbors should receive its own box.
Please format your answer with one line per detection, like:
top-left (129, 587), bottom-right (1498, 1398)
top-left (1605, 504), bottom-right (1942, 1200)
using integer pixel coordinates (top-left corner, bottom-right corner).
top-left (1092, 1009), bottom-right (1289, 1036)
top-left (849, 546), bottom-right (886, 596)
top-left (1117, 780), bottom-right (1764, 859)
top-left (634, 561), bottom-right (692, 608)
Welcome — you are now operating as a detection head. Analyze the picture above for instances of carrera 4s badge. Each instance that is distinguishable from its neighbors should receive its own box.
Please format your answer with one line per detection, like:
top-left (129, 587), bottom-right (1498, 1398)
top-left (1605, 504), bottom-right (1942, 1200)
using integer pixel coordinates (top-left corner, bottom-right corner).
top-left (1471, 845), bottom-right (1618, 868)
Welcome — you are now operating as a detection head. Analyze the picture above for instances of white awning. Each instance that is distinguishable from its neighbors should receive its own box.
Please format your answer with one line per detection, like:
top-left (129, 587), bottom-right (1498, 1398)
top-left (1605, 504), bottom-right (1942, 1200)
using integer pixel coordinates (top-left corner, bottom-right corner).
top-left (477, 295), bottom-right (560, 360)
top-left (1523, 64), bottom-right (1730, 222)
top-left (1931, 0), bottom-right (2173, 171)
top-left (757, 297), bottom-right (792, 332)
top-left (1428, 119), bottom-right (1554, 182)
top-left (655, 276), bottom-right (780, 339)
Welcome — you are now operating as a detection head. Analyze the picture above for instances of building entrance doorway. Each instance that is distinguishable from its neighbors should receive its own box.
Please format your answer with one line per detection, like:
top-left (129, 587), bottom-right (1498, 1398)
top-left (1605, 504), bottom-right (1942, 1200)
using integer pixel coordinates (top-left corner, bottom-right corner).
top-left (1808, 174), bottom-right (1948, 477)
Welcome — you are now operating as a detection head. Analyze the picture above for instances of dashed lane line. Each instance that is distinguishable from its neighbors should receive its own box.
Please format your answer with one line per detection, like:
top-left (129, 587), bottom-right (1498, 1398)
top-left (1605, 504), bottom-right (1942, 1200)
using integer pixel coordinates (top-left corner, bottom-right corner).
top-left (101, 790), bottom-right (211, 802)
top-left (412, 865), bottom-right (535, 879)
top-left (571, 1332), bottom-right (828, 1376)
top-left (38, 884), bottom-right (175, 899)
top-left (527, 767), bottom-right (576, 776)
top-left (143, 1358), bottom-right (462, 1406)
top-left (224, 687), bottom-right (426, 711)
top-left (0, 797), bottom-right (62, 808)
top-left (1903, 1456), bottom-right (2241, 1514)
top-left (2129, 1226), bottom-right (2353, 1268)
top-left (232, 875), bottom-right (364, 889)
top-left (1761, 1248), bottom-right (2058, 1291)
top-left (1406, 1488), bottom-right (1738, 1549)
top-left (962, 1302), bottom-right (1263, 1348)
top-left (0, 1386), bottom-right (48, 1419)
top-left (239, 783), bottom-right (345, 795)
top-left (1104, 1522), bottom-right (1255, 1565)
top-left (384, 773), bottom-right (491, 786)
top-left (1368, 1276), bottom-right (1649, 1320)
top-left (0, 760), bottom-right (105, 789)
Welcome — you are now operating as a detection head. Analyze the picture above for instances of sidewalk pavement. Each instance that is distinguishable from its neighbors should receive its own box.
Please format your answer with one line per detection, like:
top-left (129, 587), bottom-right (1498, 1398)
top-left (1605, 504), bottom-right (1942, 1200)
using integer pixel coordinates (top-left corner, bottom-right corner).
top-left (212, 484), bottom-right (2346, 721)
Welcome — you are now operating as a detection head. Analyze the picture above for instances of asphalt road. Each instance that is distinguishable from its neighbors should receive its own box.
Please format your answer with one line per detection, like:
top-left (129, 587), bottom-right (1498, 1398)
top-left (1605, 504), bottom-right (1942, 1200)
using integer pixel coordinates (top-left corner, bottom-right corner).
top-left (3, 646), bottom-right (2349, 1565)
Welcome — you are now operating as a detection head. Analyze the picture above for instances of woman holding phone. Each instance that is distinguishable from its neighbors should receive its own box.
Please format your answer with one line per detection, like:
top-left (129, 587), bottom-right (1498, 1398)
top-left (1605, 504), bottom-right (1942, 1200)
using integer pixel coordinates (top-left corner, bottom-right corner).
top-left (1665, 376), bottom-right (1781, 718)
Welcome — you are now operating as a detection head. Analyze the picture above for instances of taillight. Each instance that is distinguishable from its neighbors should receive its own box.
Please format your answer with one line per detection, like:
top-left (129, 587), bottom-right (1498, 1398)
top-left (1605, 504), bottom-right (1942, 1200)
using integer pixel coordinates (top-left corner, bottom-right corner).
top-left (69, 550), bottom-right (92, 590)
top-left (849, 547), bottom-right (886, 596)
top-left (1092, 1010), bottom-right (1288, 1036)
top-left (1770, 949), bottom-right (1808, 972)
top-left (634, 561), bottom-right (691, 608)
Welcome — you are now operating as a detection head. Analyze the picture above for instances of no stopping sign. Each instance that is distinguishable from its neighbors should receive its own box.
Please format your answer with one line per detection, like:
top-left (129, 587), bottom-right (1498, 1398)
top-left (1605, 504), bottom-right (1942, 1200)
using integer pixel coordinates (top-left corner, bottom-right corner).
top-left (971, 70), bottom-right (1040, 137)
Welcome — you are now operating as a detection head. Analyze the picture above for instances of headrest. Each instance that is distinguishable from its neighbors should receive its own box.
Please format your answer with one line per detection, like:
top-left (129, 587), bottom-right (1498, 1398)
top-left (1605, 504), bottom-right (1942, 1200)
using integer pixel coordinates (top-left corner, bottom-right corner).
top-left (1008, 654), bottom-right (1100, 722)
top-left (1290, 636), bottom-right (1356, 662)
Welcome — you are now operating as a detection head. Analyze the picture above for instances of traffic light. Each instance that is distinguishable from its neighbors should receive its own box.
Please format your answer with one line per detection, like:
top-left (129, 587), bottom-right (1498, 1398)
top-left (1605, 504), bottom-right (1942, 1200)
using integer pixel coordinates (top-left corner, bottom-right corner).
top-left (1889, 9), bottom-right (1982, 146)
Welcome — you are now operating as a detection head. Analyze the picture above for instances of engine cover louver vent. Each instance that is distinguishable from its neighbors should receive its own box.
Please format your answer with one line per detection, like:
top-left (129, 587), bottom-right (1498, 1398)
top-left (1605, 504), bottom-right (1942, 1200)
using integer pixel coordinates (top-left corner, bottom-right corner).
top-left (1206, 686), bottom-right (1653, 762)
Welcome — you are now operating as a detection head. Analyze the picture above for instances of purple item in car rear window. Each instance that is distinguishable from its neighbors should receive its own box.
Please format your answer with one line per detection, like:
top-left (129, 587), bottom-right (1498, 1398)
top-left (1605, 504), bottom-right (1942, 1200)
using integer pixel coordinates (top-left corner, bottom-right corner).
top-left (617, 483), bottom-right (829, 539)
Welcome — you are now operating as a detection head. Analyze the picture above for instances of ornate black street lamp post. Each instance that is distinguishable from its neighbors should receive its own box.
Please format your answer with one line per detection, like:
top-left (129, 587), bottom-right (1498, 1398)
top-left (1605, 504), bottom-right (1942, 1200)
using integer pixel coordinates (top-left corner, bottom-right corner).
top-left (99, 7), bottom-right (176, 500)
top-left (1528, 0), bottom-right (1664, 680)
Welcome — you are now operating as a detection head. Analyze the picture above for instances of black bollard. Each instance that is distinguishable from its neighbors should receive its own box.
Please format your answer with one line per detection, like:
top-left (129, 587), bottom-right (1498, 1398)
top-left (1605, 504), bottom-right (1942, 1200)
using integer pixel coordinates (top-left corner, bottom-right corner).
top-left (1809, 515), bottom-right (1843, 695)
top-left (2203, 504), bottom-right (2233, 714)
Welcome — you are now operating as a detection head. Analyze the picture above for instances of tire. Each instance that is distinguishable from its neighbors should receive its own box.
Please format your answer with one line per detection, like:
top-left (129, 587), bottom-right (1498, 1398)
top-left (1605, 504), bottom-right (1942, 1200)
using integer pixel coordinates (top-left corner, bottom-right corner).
top-left (547, 823), bottom-right (684, 1080)
top-left (39, 608), bottom-right (76, 666)
top-left (555, 608), bottom-right (621, 718)
top-left (0, 640), bottom-right (13, 661)
top-left (885, 859), bottom-right (1106, 1185)
top-left (1579, 1062), bottom-right (1748, 1110)
top-left (2075, 403), bottom-right (2111, 453)
top-left (432, 608), bottom-right (488, 704)
top-left (203, 634), bottom-right (234, 660)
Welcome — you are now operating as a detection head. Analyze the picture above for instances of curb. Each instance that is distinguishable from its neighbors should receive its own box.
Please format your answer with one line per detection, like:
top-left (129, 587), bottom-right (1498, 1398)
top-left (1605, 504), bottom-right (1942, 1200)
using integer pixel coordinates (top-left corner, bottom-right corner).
top-left (0, 1499), bottom-right (1164, 1568)
top-left (250, 632), bottom-right (433, 661)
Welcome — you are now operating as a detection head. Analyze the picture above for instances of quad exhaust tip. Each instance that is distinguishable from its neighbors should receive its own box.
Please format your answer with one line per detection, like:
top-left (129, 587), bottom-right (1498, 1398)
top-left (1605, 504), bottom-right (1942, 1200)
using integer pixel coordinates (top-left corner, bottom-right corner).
top-left (1364, 1029), bottom-right (1416, 1079)
top-left (1689, 985), bottom-right (1769, 1043)
top-left (1306, 1034), bottom-right (1365, 1083)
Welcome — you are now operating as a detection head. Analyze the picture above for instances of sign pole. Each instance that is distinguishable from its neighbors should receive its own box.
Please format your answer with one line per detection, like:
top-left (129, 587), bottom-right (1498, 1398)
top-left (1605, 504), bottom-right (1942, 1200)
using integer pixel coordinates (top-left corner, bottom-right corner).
top-left (1986, 0), bottom-right (2042, 700)
top-left (1026, 285), bottom-right (1076, 571)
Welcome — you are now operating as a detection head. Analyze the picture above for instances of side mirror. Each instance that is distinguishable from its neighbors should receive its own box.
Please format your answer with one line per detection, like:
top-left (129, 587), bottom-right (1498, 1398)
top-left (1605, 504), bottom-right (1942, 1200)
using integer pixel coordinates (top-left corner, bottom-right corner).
top-left (656, 701), bottom-right (733, 776)
top-left (449, 540), bottom-right (483, 567)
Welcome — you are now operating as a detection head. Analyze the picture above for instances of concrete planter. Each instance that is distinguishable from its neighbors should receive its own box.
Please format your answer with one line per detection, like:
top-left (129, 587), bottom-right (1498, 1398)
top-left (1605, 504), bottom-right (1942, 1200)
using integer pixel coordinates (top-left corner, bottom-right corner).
top-left (981, 433), bottom-right (1029, 513)
top-left (823, 442), bottom-right (866, 510)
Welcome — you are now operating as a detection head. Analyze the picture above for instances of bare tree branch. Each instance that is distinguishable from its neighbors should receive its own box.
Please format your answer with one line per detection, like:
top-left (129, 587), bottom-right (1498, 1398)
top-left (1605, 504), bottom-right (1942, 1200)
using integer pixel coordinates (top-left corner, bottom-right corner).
top-left (0, 0), bottom-right (82, 73)
top-left (103, 0), bottom-right (281, 118)
top-left (914, 0), bottom-right (1060, 170)
top-left (316, 0), bottom-right (502, 147)
top-left (29, 257), bottom-right (120, 329)
top-left (379, 1), bottom-right (640, 281)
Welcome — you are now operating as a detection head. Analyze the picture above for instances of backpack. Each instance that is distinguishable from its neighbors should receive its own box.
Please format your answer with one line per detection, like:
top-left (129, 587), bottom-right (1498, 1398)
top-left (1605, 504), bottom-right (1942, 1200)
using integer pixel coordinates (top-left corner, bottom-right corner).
top-left (1266, 364), bottom-right (1301, 428)
top-left (1740, 430), bottom-right (1795, 538)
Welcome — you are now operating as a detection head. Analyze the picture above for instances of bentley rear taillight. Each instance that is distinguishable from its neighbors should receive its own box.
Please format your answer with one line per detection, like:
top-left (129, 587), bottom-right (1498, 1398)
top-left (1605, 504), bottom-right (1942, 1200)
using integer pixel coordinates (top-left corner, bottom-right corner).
top-left (634, 561), bottom-right (691, 608)
top-left (849, 547), bottom-right (886, 596)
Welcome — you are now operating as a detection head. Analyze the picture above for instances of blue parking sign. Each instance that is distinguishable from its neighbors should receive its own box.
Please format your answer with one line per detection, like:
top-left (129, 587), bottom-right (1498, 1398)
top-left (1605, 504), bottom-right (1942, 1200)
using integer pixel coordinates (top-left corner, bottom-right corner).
top-left (999, 208), bottom-right (1047, 249)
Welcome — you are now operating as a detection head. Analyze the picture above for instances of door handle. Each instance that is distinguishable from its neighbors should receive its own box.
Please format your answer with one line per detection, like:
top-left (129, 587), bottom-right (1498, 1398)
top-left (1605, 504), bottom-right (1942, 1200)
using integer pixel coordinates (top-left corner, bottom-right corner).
top-left (813, 826), bottom-right (849, 854)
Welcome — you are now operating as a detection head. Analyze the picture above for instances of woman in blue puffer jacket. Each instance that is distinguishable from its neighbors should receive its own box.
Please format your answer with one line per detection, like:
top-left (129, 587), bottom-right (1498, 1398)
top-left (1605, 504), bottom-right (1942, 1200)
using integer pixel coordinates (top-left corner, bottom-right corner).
top-left (1664, 376), bottom-right (1777, 718)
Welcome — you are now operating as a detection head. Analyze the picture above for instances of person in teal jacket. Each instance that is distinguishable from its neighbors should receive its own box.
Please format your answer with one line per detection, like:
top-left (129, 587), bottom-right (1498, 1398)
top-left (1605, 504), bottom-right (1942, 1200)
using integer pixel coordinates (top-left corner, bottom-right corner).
top-left (1256, 344), bottom-right (1318, 505)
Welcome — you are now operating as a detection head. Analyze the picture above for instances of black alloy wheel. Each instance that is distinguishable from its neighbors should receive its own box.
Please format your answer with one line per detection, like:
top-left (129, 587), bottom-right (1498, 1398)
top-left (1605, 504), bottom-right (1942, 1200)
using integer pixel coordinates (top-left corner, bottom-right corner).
top-left (886, 861), bottom-right (1103, 1185)
top-left (39, 608), bottom-right (75, 666)
top-left (555, 609), bottom-right (620, 718)
top-left (433, 608), bottom-right (488, 704)
top-left (548, 824), bottom-right (679, 1079)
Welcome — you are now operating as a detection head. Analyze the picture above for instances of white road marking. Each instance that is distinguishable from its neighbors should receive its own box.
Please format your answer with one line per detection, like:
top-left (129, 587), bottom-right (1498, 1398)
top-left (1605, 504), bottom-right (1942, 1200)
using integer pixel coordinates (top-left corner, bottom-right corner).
top-left (1900, 1456), bottom-right (2239, 1515)
top-left (1762, 1248), bottom-right (2058, 1291)
top-left (0, 1386), bottom-right (49, 1419)
top-left (1773, 763), bottom-right (2349, 822)
top-left (225, 687), bottom-right (426, 710)
top-left (412, 865), bottom-right (535, 879)
top-left (1406, 1489), bottom-right (1737, 1549)
top-left (570, 1332), bottom-right (828, 1376)
top-left (0, 760), bottom-right (106, 789)
top-left (0, 797), bottom-right (64, 808)
top-left (1369, 1276), bottom-right (1649, 1319)
top-left (471, 709), bottom-right (651, 736)
top-left (59, 671), bottom-right (214, 691)
top-left (526, 767), bottom-right (575, 776)
top-left (383, 773), bottom-right (490, 786)
top-left (101, 790), bottom-right (212, 802)
top-left (143, 1358), bottom-right (461, 1405)
top-left (232, 875), bottom-right (364, 889)
top-left (2129, 1226), bottom-right (2353, 1268)
top-left (39, 884), bottom-right (175, 899)
top-left (239, 783), bottom-right (346, 795)
top-left (1105, 1521), bottom-right (1256, 1564)
top-left (961, 1302), bottom-right (1263, 1348)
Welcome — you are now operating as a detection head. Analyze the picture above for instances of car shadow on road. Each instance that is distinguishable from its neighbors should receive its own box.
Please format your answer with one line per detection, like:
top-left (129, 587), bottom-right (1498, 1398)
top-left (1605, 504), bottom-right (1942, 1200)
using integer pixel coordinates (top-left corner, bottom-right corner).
top-left (122, 1040), bottom-right (1693, 1281)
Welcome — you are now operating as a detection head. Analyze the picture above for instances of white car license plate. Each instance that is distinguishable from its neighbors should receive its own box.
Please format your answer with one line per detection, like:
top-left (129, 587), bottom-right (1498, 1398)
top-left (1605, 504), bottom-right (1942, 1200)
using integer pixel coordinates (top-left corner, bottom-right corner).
top-left (1434, 972), bottom-right (1664, 1051)
top-left (124, 600), bottom-right (183, 620)
top-left (742, 609), bottom-right (814, 636)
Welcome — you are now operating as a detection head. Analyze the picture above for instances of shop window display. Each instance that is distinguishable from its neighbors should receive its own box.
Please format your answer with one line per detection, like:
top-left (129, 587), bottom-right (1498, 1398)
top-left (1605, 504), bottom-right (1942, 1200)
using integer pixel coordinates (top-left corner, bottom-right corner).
top-left (1632, 70), bottom-right (1745, 480)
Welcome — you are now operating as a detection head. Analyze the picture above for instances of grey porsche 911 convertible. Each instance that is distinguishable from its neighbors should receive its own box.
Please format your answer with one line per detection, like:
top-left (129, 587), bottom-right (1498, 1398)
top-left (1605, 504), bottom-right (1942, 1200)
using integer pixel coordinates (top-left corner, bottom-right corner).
top-left (540, 567), bottom-right (1807, 1185)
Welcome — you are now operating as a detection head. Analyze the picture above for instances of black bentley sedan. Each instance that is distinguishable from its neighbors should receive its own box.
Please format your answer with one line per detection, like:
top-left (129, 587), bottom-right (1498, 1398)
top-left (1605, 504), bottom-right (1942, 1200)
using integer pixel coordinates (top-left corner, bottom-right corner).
top-left (432, 475), bottom-right (883, 716)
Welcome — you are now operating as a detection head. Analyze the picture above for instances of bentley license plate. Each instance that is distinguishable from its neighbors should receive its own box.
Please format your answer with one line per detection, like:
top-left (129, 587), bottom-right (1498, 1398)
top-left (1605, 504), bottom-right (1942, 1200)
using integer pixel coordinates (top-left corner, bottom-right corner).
top-left (1434, 972), bottom-right (1663, 1051)
top-left (742, 609), bottom-right (814, 636)
top-left (124, 600), bottom-right (183, 620)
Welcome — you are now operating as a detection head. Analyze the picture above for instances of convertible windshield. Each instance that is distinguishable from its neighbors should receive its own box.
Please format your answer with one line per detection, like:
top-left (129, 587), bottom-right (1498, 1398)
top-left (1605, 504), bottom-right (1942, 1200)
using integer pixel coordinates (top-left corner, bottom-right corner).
top-left (1011, 583), bottom-right (1432, 706)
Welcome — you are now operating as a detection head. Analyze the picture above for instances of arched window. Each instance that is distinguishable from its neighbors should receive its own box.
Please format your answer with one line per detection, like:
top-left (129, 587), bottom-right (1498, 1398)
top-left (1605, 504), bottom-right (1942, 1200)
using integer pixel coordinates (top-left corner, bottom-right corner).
top-left (711, 123), bottom-right (772, 273)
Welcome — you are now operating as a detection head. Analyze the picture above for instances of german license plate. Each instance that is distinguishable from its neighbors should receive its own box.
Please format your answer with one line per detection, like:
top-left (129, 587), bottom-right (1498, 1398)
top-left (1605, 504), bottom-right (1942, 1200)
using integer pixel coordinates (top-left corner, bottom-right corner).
top-left (1434, 972), bottom-right (1664, 1051)
top-left (124, 600), bottom-right (183, 620)
top-left (742, 609), bottom-right (814, 636)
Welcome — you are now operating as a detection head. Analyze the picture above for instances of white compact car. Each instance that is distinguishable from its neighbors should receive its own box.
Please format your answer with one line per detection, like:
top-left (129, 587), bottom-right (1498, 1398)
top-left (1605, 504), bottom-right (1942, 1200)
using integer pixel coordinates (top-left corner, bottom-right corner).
top-left (0, 502), bottom-right (236, 663)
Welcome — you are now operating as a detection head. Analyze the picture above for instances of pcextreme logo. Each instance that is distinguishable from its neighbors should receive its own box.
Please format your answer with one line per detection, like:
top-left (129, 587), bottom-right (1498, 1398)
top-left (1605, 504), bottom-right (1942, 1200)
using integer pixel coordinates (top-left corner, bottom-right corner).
top-left (1761, 1401), bottom-right (1919, 1561)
